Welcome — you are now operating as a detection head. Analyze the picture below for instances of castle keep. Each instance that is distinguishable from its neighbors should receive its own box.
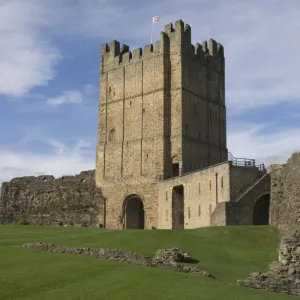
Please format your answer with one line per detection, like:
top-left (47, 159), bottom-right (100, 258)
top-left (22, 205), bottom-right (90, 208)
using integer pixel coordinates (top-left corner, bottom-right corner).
top-left (96, 19), bottom-right (271, 230)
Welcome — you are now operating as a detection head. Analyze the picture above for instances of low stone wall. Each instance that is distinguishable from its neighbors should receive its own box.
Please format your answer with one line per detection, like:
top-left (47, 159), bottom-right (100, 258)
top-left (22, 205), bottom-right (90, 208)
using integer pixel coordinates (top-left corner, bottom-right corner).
top-left (21, 243), bottom-right (214, 278)
top-left (0, 170), bottom-right (105, 227)
top-left (237, 232), bottom-right (300, 296)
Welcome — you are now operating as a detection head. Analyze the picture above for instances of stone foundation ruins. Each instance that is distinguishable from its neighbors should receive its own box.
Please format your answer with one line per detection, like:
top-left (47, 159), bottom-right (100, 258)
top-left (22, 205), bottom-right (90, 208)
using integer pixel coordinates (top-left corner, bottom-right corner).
top-left (21, 243), bottom-right (213, 278)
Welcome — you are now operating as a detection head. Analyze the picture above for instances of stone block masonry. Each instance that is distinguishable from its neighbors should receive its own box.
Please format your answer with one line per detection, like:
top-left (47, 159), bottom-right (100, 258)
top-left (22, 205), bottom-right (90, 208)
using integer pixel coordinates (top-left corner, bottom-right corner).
top-left (0, 170), bottom-right (105, 227)
top-left (96, 19), bottom-right (228, 230)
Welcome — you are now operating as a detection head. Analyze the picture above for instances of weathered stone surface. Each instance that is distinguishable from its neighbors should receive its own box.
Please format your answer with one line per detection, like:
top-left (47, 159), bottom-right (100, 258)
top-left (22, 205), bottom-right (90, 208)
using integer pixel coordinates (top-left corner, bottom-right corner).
top-left (269, 152), bottom-right (300, 235)
top-left (238, 152), bottom-right (300, 296)
top-left (0, 170), bottom-right (105, 227)
top-left (20, 243), bottom-right (214, 278)
top-left (96, 20), bottom-right (228, 230)
top-left (153, 247), bottom-right (194, 263)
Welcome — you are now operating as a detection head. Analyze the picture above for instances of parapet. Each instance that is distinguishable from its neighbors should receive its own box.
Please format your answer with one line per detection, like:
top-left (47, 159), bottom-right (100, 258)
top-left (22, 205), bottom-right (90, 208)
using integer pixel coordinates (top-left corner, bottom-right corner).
top-left (101, 19), bottom-right (224, 71)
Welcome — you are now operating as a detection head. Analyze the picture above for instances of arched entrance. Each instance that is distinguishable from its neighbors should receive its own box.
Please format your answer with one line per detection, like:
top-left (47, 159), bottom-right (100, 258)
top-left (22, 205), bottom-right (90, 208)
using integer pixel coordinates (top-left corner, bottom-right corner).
top-left (122, 195), bottom-right (145, 229)
top-left (253, 194), bottom-right (270, 225)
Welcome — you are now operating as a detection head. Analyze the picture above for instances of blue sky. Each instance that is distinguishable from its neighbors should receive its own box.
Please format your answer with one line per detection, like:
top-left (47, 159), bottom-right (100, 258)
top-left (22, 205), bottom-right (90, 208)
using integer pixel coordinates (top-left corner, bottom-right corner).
top-left (1, 0), bottom-right (300, 181)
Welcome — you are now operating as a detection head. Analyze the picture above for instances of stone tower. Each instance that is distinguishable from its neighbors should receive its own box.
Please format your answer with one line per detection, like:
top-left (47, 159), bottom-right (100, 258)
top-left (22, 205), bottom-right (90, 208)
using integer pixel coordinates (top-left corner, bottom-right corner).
top-left (96, 19), bottom-right (228, 229)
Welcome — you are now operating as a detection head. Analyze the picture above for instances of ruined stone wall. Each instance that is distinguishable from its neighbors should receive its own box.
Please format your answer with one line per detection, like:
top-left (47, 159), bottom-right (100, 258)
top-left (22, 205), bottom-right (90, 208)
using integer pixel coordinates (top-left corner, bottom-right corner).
top-left (268, 164), bottom-right (285, 228)
top-left (0, 170), bottom-right (105, 227)
top-left (237, 152), bottom-right (300, 296)
top-left (238, 232), bottom-right (300, 296)
top-left (269, 152), bottom-right (300, 235)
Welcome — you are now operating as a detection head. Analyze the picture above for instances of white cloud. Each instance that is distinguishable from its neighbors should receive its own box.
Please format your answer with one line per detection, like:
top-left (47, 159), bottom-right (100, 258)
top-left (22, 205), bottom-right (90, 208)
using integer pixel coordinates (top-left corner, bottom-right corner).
top-left (227, 123), bottom-right (300, 166)
top-left (58, 0), bottom-right (300, 113)
top-left (46, 90), bottom-right (83, 106)
top-left (46, 83), bottom-right (96, 106)
top-left (0, 0), bottom-right (61, 97)
top-left (1, 123), bottom-right (299, 182)
top-left (0, 138), bottom-right (94, 181)
top-left (2, 0), bottom-right (300, 113)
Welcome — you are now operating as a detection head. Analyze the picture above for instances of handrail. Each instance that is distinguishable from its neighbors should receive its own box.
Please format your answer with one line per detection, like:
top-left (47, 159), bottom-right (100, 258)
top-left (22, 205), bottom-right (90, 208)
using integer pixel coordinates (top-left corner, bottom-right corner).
top-left (228, 152), bottom-right (265, 171)
top-left (231, 173), bottom-right (268, 202)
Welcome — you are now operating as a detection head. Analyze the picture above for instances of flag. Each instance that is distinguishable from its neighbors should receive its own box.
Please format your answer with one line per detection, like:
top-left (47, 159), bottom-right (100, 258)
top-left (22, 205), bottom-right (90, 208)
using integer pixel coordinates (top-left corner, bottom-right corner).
top-left (152, 16), bottom-right (159, 23)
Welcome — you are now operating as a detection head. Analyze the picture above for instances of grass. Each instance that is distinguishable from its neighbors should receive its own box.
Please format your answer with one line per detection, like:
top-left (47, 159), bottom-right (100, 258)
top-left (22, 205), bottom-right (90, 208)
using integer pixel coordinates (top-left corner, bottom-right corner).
top-left (0, 225), bottom-right (295, 300)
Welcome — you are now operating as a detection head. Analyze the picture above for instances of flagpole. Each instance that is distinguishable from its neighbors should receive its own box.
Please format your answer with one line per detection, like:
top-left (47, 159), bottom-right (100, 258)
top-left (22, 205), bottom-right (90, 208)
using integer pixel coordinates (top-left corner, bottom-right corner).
top-left (151, 22), bottom-right (153, 44)
top-left (151, 16), bottom-right (158, 44)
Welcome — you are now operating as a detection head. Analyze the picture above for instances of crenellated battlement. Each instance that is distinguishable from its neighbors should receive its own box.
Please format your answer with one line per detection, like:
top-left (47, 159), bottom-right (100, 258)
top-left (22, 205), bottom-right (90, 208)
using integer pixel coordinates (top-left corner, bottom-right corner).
top-left (100, 19), bottom-right (224, 71)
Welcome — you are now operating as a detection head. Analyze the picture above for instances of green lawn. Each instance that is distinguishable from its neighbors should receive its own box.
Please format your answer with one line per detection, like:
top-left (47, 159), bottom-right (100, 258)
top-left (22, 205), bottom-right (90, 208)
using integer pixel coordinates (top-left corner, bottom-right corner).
top-left (0, 225), bottom-right (294, 300)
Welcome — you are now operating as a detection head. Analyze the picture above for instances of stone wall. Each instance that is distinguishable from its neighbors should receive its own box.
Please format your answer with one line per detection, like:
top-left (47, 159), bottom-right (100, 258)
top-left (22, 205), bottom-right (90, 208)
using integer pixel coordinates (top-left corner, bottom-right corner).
top-left (269, 152), bottom-right (300, 235)
top-left (237, 152), bottom-right (300, 295)
top-left (157, 162), bottom-right (230, 229)
top-left (0, 170), bottom-right (105, 227)
top-left (238, 232), bottom-right (300, 296)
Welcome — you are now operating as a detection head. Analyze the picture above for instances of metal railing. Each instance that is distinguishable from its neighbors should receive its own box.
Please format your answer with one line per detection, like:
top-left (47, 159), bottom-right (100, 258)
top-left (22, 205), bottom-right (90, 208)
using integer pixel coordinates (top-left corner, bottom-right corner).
top-left (228, 152), bottom-right (265, 171)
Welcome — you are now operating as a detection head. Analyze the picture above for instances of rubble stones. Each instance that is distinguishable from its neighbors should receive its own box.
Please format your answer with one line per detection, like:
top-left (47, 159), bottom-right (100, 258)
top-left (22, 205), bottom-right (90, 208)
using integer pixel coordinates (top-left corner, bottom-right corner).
top-left (20, 243), bottom-right (214, 278)
top-left (153, 247), bottom-right (194, 263)
top-left (237, 232), bottom-right (300, 296)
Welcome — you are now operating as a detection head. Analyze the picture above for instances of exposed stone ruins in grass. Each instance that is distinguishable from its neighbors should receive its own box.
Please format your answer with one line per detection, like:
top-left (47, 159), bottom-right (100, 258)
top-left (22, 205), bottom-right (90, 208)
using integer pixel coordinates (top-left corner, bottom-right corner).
top-left (237, 152), bottom-right (300, 296)
top-left (21, 243), bottom-right (214, 278)
top-left (238, 232), bottom-right (300, 296)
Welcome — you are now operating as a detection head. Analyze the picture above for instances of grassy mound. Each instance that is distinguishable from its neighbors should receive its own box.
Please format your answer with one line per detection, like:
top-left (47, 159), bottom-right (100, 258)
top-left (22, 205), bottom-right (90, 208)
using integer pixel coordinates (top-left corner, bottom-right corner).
top-left (0, 225), bottom-right (293, 300)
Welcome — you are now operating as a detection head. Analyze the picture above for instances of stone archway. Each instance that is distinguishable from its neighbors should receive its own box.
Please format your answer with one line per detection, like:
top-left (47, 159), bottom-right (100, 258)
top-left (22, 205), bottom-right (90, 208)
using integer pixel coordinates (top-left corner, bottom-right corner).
top-left (253, 194), bottom-right (270, 225)
top-left (122, 195), bottom-right (145, 229)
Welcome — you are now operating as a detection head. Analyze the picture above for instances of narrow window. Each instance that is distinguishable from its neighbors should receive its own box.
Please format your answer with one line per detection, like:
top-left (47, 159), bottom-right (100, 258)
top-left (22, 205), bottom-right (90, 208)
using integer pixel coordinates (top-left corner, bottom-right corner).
top-left (165, 190), bottom-right (168, 201)
top-left (221, 177), bottom-right (224, 188)
top-left (198, 182), bottom-right (201, 195)
top-left (108, 128), bottom-right (116, 142)
top-left (209, 180), bottom-right (212, 191)
top-left (166, 210), bottom-right (168, 221)
top-left (188, 207), bottom-right (191, 219)
top-left (172, 163), bottom-right (179, 177)
top-left (198, 205), bottom-right (201, 217)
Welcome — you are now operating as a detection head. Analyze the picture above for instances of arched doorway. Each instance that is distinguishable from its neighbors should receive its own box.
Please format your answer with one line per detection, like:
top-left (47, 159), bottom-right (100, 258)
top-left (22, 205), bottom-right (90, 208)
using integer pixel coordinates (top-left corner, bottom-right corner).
top-left (172, 185), bottom-right (184, 229)
top-left (253, 194), bottom-right (270, 225)
top-left (122, 195), bottom-right (145, 229)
